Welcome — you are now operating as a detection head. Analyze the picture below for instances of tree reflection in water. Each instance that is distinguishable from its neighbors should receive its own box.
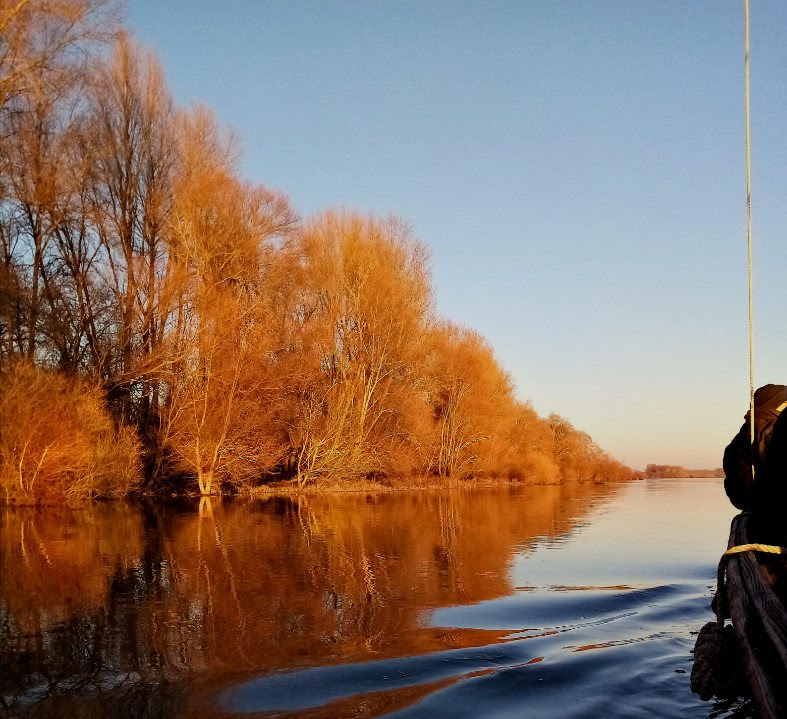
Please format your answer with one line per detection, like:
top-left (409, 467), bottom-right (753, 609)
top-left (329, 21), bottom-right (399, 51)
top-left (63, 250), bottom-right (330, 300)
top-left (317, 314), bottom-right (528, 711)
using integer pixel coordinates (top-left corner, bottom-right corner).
top-left (0, 482), bottom-right (621, 717)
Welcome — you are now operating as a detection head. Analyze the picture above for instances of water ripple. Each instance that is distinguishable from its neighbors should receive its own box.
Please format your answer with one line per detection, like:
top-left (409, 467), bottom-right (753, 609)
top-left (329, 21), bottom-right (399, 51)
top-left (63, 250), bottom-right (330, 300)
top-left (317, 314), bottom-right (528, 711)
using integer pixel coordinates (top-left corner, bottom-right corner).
top-left (220, 578), bottom-right (735, 718)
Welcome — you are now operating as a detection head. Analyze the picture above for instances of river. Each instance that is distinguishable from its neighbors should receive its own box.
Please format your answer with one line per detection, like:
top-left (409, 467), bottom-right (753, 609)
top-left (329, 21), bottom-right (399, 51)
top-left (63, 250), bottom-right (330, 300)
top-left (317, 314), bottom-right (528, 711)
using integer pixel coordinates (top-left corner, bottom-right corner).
top-left (0, 478), bottom-right (747, 718)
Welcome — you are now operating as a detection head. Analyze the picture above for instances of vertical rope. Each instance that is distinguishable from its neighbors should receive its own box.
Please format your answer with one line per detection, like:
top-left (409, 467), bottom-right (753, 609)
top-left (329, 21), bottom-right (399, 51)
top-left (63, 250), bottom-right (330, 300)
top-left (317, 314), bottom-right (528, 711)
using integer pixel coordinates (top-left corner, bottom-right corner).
top-left (745, 0), bottom-right (755, 451)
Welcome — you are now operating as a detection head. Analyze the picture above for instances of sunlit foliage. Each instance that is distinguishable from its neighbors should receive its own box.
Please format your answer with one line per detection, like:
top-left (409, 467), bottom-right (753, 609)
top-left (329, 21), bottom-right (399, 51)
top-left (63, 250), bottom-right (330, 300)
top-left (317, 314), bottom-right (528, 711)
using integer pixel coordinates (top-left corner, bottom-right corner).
top-left (0, 361), bottom-right (141, 501)
top-left (285, 212), bottom-right (431, 484)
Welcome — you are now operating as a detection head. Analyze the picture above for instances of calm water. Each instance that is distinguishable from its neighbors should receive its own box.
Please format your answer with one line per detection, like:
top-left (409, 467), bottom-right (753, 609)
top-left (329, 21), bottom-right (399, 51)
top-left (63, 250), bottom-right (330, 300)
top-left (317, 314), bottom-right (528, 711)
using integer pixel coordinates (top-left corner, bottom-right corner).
top-left (0, 479), bottom-right (748, 718)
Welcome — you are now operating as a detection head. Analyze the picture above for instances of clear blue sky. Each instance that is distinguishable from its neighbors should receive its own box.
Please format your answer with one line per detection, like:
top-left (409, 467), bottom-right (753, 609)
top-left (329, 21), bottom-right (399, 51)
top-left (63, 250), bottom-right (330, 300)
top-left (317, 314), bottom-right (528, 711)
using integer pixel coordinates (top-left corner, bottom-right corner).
top-left (126, 1), bottom-right (787, 470)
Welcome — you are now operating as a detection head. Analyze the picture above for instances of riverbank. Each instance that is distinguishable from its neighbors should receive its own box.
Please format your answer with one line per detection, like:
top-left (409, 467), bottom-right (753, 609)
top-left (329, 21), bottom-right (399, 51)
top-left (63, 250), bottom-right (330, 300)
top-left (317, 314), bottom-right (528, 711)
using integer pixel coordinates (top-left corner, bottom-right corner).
top-left (1, 472), bottom-right (627, 507)
top-left (1, 360), bottom-right (633, 505)
top-left (244, 473), bottom-right (616, 497)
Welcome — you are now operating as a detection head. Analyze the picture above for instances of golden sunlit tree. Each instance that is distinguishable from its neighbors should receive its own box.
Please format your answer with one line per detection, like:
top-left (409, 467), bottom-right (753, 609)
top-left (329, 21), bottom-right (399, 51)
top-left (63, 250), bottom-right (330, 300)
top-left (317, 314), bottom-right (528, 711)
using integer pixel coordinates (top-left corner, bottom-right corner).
top-left (424, 322), bottom-right (517, 478)
top-left (286, 212), bottom-right (432, 484)
top-left (0, 0), bottom-right (116, 109)
top-left (514, 403), bottom-right (561, 481)
top-left (160, 109), bottom-right (296, 494)
top-left (0, 0), bottom-right (117, 367)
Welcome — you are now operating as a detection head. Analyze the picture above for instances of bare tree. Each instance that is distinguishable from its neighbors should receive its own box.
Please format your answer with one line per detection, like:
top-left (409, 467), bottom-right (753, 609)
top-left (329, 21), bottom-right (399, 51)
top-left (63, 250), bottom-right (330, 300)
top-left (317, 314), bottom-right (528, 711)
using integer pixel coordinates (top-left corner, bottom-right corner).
top-left (85, 35), bottom-right (176, 421)
top-left (0, 0), bottom-right (117, 111)
top-left (0, 0), bottom-right (117, 365)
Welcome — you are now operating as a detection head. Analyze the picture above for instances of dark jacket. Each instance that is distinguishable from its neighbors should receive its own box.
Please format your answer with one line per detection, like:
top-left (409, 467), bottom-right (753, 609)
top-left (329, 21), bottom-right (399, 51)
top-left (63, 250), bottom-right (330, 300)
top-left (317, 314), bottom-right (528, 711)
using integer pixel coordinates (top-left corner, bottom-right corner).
top-left (723, 384), bottom-right (787, 513)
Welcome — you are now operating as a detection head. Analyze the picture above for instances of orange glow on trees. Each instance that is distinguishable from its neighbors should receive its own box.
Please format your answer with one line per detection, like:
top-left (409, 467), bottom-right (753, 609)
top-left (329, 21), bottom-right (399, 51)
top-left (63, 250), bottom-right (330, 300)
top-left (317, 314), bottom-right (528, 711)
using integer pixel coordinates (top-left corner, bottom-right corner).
top-left (285, 212), bottom-right (432, 484)
top-left (0, 6), bottom-right (632, 500)
top-left (0, 361), bottom-right (140, 501)
top-left (424, 323), bottom-right (515, 478)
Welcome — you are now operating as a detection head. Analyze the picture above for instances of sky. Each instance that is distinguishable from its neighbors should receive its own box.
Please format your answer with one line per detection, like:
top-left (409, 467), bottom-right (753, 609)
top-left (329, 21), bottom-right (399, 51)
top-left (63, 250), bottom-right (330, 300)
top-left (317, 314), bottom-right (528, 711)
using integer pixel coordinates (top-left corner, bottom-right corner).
top-left (126, 1), bottom-right (787, 470)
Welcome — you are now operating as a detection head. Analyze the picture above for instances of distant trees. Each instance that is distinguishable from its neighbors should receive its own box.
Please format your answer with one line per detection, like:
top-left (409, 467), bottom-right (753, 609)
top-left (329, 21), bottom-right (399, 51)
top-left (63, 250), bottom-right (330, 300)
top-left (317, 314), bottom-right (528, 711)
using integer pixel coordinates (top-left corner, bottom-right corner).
top-left (643, 465), bottom-right (723, 479)
top-left (0, 3), bottom-right (632, 501)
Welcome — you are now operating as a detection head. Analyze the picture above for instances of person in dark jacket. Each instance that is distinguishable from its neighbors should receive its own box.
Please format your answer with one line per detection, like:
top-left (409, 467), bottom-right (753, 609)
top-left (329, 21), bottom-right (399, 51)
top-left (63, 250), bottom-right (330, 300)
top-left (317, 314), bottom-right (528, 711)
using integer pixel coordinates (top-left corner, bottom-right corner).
top-left (723, 384), bottom-right (787, 516)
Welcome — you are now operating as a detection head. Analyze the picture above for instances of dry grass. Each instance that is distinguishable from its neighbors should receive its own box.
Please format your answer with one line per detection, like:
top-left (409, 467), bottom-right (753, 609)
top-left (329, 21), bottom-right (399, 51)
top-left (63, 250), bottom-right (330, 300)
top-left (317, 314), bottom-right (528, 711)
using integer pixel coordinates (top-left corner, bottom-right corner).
top-left (244, 472), bottom-right (570, 498)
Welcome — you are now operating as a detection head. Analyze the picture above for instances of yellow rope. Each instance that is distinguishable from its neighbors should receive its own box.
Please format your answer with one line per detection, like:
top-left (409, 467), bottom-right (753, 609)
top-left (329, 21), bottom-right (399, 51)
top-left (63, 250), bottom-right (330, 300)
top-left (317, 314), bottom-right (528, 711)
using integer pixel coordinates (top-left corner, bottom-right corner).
top-left (723, 543), bottom-right (786, 558)
top-left (745, 0), bottom-right (755, 452)
top-left (713, 541), bottom-right (787, 624)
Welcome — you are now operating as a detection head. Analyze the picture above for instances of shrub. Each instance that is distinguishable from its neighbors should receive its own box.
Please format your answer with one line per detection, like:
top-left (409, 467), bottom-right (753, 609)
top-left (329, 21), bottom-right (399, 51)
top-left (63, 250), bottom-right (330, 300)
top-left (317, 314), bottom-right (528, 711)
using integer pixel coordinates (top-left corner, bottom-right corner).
top-left (0, 362), bottom-right (142, 503)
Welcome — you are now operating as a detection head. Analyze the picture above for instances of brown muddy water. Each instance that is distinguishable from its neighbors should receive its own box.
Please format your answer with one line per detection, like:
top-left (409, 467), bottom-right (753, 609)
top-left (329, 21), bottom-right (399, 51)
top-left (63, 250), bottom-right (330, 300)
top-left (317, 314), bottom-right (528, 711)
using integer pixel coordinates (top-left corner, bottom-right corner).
top-left (0, 479), bottom-right (747, 718)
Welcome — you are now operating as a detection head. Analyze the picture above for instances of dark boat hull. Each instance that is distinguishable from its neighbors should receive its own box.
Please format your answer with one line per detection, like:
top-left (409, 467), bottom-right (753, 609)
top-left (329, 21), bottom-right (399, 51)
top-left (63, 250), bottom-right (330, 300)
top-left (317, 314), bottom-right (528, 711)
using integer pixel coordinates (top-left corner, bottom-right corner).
top-left (723, 512), bottom-right (787, 719)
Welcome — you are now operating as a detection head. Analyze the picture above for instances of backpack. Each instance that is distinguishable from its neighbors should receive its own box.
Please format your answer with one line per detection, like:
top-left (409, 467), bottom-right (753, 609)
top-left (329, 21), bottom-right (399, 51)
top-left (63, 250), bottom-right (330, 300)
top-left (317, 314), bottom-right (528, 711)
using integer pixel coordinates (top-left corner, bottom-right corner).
top-left (723, 384), bottom-right (787, 510)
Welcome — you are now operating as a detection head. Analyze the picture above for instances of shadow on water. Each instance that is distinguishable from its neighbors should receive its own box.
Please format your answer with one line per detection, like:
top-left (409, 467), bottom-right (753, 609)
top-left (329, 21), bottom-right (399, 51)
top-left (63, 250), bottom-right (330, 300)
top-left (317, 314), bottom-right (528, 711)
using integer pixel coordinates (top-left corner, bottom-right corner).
top-left (0, 479), bottom-right (747, 718)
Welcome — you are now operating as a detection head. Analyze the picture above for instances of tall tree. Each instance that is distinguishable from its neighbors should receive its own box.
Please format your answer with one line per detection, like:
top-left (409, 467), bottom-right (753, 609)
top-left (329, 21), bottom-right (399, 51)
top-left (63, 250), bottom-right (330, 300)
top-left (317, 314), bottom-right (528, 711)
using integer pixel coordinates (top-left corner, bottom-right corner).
top-left (161, 108), bottom-right (296, 493)
top-left (0, 0), bottom-right (116, 365)
top-left (425, 323), bottom-right (515, 478)
top-left (86, 35), bottom-right (176, 421)
top-left (0, 0), bottom-right (116, 111)
top-left (288, 212), bottom-right (432, 484)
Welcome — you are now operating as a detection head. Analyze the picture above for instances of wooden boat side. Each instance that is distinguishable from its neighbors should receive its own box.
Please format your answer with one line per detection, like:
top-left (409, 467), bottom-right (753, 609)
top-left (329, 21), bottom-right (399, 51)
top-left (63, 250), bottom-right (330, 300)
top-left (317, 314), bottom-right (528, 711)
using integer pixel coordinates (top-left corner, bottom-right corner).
top-left (725, 512), bottom-right (787, 719)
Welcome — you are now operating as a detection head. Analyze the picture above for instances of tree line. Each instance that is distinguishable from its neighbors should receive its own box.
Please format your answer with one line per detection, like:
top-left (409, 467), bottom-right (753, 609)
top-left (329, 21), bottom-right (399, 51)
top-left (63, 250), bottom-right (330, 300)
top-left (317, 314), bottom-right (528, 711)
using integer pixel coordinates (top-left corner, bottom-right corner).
top-left (0, 1), bottom-right (632, 501)
top-left (641, 465), bottom-right (723, 479)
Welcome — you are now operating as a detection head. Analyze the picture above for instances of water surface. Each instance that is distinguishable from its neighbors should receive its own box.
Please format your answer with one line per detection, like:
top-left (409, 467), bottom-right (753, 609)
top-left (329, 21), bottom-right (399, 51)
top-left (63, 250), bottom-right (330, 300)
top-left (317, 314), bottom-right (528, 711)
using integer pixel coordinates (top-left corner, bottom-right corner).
top-left (0, 479), bottom-right (746, 717)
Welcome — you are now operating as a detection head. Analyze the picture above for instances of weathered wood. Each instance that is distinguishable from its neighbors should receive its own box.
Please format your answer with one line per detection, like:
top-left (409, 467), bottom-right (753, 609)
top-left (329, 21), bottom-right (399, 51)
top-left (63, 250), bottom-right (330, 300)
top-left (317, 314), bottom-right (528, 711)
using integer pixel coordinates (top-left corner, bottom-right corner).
top-left (725, 512), bottom-right (787, 719)
top-left (736, 516), bottom-right (787, 668)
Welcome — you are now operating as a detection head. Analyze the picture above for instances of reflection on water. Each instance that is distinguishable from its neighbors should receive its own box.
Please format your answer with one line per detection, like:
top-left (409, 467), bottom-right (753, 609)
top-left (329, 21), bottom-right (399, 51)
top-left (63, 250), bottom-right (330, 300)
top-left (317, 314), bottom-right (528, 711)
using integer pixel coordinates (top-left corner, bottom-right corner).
top-left (0, 480), bottom-right (744, 718)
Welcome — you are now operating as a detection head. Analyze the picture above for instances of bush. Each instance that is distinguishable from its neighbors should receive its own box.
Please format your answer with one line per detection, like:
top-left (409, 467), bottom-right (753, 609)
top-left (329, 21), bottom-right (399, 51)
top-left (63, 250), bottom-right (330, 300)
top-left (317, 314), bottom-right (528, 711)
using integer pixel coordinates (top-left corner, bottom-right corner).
top-left (0, 362), bottom-right (142, 503)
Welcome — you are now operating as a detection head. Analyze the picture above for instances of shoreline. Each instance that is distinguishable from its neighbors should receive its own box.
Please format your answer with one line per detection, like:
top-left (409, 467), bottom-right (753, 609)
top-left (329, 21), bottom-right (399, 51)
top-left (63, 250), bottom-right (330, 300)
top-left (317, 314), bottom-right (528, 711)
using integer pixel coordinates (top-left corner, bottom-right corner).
top-left (0, 474), bottom-right (625, 507)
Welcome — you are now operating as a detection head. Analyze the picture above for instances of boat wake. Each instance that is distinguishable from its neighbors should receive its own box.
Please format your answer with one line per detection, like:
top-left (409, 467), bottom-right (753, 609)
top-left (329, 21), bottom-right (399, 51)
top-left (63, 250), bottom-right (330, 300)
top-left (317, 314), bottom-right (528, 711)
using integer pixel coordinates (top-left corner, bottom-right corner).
top-left (220, 578), bottom-right (751, 718)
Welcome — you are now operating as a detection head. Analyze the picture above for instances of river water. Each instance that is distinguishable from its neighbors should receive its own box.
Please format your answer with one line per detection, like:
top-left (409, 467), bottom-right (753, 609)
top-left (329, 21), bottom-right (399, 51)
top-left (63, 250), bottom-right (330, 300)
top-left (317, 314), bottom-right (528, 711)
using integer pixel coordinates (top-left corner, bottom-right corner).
top-left (0, 478), bottom-right (748, 718)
